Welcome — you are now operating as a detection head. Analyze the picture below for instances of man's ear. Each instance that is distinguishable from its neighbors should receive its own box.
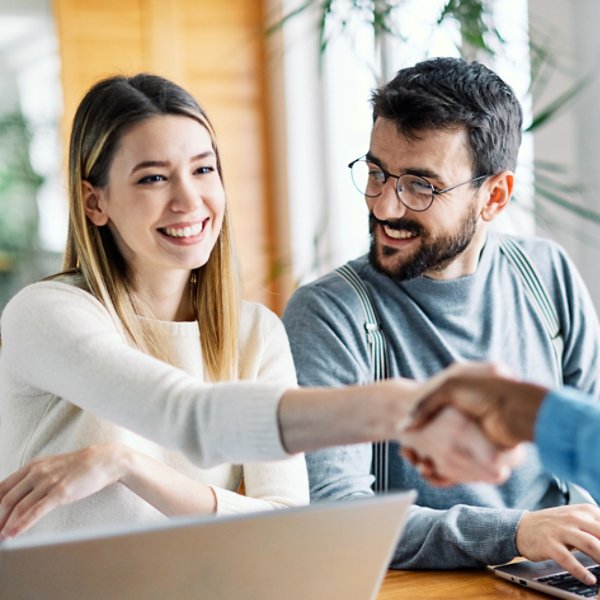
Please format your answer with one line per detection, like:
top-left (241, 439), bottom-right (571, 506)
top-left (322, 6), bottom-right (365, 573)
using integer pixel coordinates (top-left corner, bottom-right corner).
top-left (480, 171), bottom-right (514, 222)
top-left (82, 181), bottom-right (109, 226)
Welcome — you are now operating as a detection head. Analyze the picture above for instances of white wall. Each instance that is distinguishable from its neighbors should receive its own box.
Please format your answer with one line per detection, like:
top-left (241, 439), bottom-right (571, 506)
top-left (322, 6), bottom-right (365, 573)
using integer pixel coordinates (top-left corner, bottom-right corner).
top-left (0, 0), bottom-right (66, 253)
top-left (572, 0), bottom-right (600, 311)
top-left (528, 0), bottom-right (600, 311)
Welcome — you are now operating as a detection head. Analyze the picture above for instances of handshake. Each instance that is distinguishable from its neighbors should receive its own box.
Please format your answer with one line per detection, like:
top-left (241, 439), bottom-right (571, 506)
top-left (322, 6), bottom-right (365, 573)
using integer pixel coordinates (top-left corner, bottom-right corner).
top-left (399, 362), bottom-right (555, 487)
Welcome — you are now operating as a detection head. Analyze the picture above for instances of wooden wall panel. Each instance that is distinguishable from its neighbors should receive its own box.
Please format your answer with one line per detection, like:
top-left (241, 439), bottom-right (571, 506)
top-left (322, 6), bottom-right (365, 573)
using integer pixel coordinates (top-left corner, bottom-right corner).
top-left (52, 0), bottom-right (286, 310)
top-left (53, 0), bottom-right (146, 122)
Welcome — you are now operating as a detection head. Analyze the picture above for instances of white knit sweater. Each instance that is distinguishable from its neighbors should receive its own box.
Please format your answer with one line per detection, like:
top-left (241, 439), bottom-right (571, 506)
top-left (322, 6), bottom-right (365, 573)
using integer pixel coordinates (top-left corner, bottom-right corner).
top-left (0, 281), bottom-right (308, 535)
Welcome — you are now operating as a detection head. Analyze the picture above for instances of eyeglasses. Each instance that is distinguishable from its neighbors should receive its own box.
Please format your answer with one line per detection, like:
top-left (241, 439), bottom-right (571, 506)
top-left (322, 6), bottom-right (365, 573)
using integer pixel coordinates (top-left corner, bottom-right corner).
top-left (348, 157), bottom-right (488, 212)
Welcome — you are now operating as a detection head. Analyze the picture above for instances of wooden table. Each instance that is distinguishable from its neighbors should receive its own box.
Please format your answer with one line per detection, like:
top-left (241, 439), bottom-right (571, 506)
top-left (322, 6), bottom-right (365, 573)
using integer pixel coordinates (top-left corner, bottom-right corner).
top-left (377, 568), bottom-right (549, 599)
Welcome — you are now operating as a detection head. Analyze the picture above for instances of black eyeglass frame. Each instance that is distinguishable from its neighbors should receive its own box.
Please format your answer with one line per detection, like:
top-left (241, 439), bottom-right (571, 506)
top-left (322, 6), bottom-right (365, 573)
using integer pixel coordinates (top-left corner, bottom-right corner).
top-left (348, 157), bottom-right (489, 212)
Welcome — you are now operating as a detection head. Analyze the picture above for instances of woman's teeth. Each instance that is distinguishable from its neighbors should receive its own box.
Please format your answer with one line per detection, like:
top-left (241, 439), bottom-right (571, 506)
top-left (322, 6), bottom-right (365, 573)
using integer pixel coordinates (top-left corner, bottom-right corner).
top-left (163, 223), bottom-right (204, 238)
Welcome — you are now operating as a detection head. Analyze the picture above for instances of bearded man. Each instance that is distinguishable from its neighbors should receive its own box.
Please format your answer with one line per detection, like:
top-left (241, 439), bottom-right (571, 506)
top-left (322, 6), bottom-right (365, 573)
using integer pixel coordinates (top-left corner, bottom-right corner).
top-left (282, 57), bottom-right (600, 576)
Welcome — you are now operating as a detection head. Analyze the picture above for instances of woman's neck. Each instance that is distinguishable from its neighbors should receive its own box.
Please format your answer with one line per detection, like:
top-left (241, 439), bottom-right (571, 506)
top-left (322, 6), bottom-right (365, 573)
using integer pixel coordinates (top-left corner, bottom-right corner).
top-left (134, 270), bottom-right (195, 322)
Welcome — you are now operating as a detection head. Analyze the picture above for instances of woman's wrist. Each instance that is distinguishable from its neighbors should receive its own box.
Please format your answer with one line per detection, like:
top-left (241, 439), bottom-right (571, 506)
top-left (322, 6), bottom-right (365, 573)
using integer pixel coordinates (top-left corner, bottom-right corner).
top-left (114, 443), bottom-right (217, 515)
top-left (111, 443), bottom-right (136, 486)
top-left (375, 378), bottom-right (423, 439)
top-left (206, 485), bottom-right (218, 514)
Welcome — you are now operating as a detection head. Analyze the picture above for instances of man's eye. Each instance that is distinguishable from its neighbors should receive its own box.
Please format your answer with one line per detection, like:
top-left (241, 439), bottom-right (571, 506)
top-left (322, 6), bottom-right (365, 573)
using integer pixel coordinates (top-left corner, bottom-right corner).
top-left (368, 170), bottom-right (385, 182)
top-left (406, 177), bottom-right (432, 193)
top-left (138, 174), bottom-right (166, 184)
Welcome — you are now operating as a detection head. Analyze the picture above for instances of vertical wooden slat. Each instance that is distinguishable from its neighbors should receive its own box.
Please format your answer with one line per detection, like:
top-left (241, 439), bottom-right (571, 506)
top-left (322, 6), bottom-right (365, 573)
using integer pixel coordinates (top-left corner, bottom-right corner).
top-left (51, 0), bottom-right (289, 310)
top-left (140, 0), bottom-right (183, 81)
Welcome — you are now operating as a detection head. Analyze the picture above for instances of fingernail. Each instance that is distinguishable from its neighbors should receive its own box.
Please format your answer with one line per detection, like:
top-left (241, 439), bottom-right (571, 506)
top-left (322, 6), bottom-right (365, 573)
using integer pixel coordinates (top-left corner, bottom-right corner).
top-left (584, 573), bottom-right (596, 585)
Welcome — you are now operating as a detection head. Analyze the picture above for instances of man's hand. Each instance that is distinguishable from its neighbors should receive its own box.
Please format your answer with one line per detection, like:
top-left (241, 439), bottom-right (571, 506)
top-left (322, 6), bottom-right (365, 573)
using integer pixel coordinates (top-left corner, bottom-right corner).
top-left (407, 362), bottom-right (548, 448)
top-left (517, 505), bottom-right (600, 586)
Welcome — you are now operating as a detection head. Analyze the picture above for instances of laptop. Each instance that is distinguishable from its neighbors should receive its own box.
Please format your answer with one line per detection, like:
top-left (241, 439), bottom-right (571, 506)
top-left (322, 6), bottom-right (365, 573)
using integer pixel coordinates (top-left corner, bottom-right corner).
top-left (0, 490), bottom-right (415, 600)
top-left (493, 552), bottom-right (600, 599)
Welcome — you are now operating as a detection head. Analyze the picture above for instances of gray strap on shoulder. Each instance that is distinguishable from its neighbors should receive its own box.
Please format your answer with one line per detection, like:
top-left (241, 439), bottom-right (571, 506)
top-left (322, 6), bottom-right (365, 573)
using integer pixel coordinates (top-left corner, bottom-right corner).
top-left (498, 236), bottom-right (571, 500)
top-left (335, 264), bottom-right (389, 493)
top-left (498, 236), bottom-right (584, 502)
top-left (498, 236), bottom-right (564, 385)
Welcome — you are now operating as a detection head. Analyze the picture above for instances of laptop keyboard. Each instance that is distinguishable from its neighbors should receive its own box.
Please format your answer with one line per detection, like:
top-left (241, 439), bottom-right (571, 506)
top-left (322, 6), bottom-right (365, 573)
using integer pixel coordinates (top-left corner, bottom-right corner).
top-left (537, 565), bottom-right (600, 598)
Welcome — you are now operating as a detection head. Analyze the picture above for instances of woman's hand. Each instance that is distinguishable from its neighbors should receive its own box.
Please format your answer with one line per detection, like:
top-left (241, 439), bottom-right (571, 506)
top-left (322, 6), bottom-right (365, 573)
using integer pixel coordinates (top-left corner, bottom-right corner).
top-left (0, 444), bottom-right (127, 539)
top-left (406, 361), bottom-right (545, 448)
top-left (399, 406), bottom-right (524, 486)
top-left (0, 444), bottom-right (221, 538)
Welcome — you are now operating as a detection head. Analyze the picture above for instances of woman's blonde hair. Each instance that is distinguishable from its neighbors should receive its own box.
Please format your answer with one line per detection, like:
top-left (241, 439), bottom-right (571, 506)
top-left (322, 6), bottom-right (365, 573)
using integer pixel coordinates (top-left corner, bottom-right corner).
top-left (62, 73), bottom-right (240, 381)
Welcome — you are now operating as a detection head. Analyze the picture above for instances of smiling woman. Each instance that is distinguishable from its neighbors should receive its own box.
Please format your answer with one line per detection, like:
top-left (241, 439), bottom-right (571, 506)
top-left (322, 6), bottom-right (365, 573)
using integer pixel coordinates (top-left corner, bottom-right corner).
top-left (0, 73), bottom-right (309, 537)
top-left (82, 116), bottom-right (226, 321)
top-left (63, 74), bottom-right (240, 380)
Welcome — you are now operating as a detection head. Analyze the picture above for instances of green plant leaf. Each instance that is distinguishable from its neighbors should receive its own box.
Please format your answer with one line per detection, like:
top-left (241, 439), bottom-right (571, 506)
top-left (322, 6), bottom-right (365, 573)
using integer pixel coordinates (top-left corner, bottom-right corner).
top-left (264, 0), bottom-right (319, 36)
top-left (438, 0), bottom-right (495, 56)
top-left (532, 159), bottom-right (571, 174)
top-left (526, 76), bottom-right (590, 132)
top-left (533, 174), bottom-right (584, 196)
top-left (534, 183), bottom-right (600, 224)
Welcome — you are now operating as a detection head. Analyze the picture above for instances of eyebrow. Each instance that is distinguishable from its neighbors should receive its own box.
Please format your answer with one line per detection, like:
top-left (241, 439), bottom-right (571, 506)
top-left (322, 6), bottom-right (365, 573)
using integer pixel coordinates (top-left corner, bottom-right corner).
top-left (365, 151), bottom-right (443, 183)
top-left (130, 151), bottom-right (215, 175)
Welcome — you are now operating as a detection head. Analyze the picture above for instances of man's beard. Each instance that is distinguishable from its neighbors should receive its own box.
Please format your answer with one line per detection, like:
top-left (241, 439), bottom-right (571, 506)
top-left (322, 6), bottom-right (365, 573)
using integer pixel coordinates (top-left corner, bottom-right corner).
top-left (368, 203), bottom-right (479, 282)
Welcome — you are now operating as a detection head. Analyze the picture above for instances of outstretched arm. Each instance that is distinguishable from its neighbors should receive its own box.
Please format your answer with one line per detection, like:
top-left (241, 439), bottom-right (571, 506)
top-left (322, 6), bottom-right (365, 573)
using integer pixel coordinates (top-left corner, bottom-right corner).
top-left (2, 285), bottom-right (516, 484)
top-left (280, 375), bottom-right (521, 485)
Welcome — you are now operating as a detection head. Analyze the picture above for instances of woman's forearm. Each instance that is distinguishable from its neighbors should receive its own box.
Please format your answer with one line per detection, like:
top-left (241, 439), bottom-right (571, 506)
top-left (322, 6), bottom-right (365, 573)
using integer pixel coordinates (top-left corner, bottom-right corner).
top-left (278, 379), bottom-right (421, 454)
top-left (116, 445), bottom-right (217, 516)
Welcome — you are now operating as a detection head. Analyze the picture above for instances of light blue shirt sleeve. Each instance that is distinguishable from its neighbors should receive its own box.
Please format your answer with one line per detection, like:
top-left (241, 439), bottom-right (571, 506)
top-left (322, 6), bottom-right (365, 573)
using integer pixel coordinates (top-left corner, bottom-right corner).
top-left (536, 388), bottom-right (600, 498)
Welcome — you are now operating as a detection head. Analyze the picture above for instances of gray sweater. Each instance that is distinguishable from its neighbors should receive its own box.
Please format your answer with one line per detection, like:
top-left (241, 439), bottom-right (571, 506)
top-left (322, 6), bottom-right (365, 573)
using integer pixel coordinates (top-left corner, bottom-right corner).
top-left (282, 232), bottom-right (600, 569)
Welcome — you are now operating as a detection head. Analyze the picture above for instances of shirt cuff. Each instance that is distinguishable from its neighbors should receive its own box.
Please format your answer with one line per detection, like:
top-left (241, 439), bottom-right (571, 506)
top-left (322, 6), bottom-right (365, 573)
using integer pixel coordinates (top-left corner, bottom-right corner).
top-left (535, 387), bottom-right (595, 480)
top-left (203, 382), bottom-right (290, 465)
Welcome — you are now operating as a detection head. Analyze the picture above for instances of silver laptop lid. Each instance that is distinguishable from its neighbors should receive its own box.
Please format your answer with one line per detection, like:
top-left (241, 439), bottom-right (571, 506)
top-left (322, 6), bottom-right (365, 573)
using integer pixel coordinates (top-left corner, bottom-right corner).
top-left (0, 491), bottom-right (415, 600)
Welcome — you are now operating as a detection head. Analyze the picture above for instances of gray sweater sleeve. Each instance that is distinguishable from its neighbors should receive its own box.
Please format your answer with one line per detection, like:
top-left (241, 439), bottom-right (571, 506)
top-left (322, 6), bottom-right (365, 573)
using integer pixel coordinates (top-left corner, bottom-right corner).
top-left (391, 505), bottom-right (522, 568)
top-left (283, 281), bottom-right (524, 568)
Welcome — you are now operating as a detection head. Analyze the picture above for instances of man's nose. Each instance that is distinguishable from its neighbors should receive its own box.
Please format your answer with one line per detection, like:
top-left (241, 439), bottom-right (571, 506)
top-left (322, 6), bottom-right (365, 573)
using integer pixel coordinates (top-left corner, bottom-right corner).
top-left (370, 178), bottom-right (406, 221)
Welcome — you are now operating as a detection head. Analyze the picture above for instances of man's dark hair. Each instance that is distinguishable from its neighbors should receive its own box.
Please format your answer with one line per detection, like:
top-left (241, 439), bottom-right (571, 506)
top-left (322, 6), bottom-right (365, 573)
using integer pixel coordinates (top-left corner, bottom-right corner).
top-left (371, 57), bottom-right (523, 179)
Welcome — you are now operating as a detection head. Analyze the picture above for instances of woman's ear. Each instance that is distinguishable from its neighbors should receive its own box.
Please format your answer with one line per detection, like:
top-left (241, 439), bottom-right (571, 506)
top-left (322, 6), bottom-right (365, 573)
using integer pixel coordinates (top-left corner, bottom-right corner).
top-left (480, 171), bottom-right (514, 222)
top-left (82, 181), bottom-right (109, 226)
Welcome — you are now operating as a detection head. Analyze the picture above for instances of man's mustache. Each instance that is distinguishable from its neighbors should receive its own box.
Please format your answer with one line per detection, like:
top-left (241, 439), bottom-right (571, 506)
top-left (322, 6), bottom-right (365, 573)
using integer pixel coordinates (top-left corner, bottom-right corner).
top-left (369, 213), bottom-right (425, 237)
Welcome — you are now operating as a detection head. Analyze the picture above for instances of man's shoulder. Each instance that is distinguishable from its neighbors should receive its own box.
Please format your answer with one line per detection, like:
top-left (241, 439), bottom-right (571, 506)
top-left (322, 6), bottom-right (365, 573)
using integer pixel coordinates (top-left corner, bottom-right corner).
top-left (285, 255), bottom-right (374, 313)
top-left (500, 232), bottom-right (563, 254)
top-left (494, 232), bottom-right (573, 275)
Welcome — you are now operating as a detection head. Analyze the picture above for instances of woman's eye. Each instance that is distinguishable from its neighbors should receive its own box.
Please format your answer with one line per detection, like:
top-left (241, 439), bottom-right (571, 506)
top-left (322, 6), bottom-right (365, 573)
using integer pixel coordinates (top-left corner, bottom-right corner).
top-left (195, 165), bottom-right (215, 175)
top-left (137, 174), bottom-right (166, 184)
